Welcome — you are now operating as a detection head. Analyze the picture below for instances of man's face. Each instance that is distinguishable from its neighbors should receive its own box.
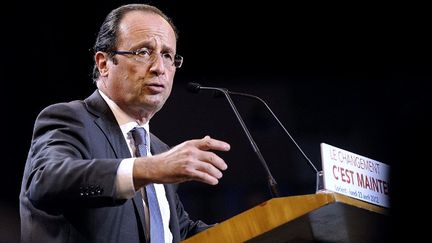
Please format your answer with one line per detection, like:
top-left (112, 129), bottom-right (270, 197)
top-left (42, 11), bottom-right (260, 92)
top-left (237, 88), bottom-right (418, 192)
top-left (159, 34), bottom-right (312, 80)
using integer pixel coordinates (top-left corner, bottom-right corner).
top-left (102, 11), bottom-right (178, 120)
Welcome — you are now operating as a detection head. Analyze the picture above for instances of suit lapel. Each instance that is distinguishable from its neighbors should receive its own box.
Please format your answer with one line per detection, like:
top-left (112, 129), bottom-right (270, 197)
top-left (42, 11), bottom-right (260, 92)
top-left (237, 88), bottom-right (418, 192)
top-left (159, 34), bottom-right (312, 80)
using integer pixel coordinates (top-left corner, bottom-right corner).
top-left (84, 90), bottom-right (131, 159)
top-left (84, 90), bottom-right (148, 240)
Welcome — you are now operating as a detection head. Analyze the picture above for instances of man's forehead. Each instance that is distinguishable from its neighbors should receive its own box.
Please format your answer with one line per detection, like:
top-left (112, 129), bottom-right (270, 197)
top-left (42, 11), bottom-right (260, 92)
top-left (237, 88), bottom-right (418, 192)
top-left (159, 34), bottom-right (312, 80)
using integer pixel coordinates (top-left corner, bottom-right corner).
top-left (118, 11), bottom-right (175, 44)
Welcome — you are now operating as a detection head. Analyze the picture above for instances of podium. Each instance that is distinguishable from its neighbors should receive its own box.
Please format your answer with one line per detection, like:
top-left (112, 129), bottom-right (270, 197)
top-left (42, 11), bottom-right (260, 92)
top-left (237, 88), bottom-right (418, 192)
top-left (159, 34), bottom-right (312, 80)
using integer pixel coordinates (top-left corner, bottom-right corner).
top-left (182, 192), bottom-right (389, 243)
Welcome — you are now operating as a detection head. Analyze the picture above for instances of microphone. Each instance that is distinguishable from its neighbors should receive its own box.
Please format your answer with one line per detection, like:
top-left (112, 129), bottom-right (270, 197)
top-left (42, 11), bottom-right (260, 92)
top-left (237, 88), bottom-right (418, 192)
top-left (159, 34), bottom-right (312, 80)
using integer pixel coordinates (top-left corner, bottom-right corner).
top-left (187, 82), bottom-right (323, 193)
top-left (187, 82), bottom-right (280, 198)
top-left (222, 90), bottom-right (324, 192)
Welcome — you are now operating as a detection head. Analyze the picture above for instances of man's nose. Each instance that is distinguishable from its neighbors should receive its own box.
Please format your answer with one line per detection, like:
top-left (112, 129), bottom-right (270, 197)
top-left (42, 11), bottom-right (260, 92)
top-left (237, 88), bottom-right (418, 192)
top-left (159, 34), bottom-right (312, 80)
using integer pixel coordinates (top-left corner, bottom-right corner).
top-left (149, 53), bottom-right (166, 74)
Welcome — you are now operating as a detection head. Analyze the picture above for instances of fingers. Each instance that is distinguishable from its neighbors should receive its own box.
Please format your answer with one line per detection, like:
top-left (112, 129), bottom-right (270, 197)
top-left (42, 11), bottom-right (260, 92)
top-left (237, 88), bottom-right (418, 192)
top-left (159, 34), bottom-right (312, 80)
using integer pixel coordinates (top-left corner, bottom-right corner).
top-left (195, 135), bottom-right (231, 152)
top-left (195, 153), bottom-right (224, 176)
top-left (184, 137), bottom-right (229, 184)
top-left (133, 136), bottom-right (230, 187)
top-left (175, 135), bottom-right (229, 171)
top-left (191, 169), bottom-right (220, 185)
top-left (196, 149), bottom-right (228, 171)
top-left (175, 137), bottom-right (230, 185)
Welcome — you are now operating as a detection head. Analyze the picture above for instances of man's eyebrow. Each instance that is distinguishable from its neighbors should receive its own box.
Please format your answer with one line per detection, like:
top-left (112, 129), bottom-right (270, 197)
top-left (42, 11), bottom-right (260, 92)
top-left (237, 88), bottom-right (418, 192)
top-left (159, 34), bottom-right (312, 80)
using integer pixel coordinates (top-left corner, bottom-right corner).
top-left (161, 45), bottom-right (175, 54)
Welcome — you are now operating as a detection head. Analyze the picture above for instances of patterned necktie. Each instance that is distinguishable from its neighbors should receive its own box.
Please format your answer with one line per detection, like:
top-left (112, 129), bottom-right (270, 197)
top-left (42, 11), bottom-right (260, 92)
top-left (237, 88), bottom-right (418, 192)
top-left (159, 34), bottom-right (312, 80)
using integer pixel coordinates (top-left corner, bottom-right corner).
top-left (130, 127), bottom-right (164, 243)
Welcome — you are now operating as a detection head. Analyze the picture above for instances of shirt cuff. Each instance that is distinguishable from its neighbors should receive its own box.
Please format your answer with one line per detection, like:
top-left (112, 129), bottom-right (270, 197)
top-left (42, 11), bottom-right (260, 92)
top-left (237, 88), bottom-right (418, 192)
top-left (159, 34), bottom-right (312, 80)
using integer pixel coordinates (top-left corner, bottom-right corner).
top-left (115, 158), bottom-right (136, 199)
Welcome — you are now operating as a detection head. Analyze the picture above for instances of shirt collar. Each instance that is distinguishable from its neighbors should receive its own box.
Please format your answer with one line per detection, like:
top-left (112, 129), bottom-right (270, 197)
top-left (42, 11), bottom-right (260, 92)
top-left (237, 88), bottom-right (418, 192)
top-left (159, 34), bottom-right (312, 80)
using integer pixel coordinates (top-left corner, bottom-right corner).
top-left (98, 90), bottom-right (150, 135)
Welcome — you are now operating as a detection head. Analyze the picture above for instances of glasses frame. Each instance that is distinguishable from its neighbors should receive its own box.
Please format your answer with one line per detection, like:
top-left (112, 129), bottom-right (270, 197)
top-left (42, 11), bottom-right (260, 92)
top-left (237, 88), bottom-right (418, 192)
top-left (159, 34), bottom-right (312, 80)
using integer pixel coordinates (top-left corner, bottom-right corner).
top-left (111, 50), bottom-right (183, 68)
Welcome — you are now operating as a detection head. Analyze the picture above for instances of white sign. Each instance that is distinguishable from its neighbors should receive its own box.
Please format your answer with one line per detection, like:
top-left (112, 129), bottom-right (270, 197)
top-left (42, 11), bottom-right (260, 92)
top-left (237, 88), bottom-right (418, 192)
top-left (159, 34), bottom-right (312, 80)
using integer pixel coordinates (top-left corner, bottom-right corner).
top-left (320, 143), bottom-right (390, 208)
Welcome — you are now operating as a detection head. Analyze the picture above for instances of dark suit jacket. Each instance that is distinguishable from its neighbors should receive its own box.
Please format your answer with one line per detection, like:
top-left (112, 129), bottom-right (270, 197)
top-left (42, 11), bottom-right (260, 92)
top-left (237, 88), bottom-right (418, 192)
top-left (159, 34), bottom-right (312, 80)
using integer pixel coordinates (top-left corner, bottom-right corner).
top-left (19, 90), bottom-right (209, 243)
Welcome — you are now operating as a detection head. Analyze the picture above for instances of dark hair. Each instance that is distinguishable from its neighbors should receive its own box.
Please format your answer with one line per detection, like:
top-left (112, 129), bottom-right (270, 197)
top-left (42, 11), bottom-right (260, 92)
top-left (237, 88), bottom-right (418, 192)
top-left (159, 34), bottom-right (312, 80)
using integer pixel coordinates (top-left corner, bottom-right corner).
top-left (92, 4), bottom-right (178, 81)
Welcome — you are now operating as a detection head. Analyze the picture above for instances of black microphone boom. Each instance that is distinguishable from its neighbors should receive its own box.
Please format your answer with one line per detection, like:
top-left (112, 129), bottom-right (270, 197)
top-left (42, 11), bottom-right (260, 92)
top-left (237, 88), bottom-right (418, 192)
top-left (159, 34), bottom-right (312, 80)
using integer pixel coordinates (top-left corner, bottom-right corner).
top-left (226, 90), bottom-right (319, 174)
top-left (187, 82), bottom-right (280, 198)
top-left (225, 90), bottom-right (325, 192)
top-left (187, 82), bottom-right (324, 193)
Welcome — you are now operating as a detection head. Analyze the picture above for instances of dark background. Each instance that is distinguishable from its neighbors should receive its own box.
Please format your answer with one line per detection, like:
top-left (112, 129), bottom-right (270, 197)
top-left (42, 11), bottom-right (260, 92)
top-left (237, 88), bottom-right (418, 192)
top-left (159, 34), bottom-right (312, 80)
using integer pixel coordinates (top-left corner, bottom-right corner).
top-left (1, 1), bottom-right (430, 242)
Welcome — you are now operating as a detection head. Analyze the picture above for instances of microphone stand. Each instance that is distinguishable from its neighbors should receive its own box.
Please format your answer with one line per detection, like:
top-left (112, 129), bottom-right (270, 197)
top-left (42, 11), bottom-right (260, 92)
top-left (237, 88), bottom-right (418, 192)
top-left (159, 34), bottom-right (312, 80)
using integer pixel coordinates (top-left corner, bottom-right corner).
top-left (199, 86), bottom-right (280, 198)
top-left (226, 90), bottom-right (324, 193)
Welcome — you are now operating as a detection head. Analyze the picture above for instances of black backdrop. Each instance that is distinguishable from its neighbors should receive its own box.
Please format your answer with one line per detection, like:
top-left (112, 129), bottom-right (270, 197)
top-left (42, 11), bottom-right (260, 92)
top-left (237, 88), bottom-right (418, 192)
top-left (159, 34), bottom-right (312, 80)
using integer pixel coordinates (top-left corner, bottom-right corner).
top-left (1, 1), bottom-right (430, 242)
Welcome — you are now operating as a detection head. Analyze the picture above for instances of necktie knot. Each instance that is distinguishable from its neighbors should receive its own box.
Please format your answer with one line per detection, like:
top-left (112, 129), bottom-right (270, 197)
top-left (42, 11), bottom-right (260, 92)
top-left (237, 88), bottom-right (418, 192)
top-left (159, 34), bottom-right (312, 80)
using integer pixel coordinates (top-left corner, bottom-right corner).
top-left (130, 127), bottom-right (148, 157)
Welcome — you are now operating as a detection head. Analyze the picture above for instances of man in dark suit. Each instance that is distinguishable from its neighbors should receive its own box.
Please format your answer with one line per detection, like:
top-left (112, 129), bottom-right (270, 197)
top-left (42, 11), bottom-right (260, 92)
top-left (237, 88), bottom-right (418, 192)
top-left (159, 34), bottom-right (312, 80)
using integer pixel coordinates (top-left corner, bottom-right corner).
top-left (19, 4), bottom-right (230, 243)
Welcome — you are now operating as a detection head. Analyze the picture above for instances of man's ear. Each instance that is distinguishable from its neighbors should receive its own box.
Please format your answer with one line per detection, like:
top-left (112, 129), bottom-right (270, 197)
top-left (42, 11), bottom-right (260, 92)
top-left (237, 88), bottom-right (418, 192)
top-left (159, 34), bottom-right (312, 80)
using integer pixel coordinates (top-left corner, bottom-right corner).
top-left (95, 52), bottom-right (109, 77)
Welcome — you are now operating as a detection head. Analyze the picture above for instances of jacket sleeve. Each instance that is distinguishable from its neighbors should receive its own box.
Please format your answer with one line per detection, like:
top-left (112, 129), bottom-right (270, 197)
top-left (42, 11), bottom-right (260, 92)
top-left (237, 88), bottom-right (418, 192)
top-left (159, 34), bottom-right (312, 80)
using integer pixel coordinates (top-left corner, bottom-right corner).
top-left (22, 102), bottom-right (125, 212)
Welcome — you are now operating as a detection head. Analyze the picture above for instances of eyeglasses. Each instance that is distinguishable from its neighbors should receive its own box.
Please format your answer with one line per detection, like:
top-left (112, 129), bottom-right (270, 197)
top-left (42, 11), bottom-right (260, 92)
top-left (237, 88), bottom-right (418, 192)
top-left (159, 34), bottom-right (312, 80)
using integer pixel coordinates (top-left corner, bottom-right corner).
top-left (111, 48), bottom-right (183, 68)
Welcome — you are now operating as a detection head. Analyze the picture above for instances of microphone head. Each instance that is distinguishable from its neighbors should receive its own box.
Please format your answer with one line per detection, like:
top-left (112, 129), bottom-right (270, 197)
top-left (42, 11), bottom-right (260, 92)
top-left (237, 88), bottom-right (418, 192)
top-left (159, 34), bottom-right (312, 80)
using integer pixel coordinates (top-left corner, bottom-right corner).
top-left (186, 82), bottom-right (201, 93)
